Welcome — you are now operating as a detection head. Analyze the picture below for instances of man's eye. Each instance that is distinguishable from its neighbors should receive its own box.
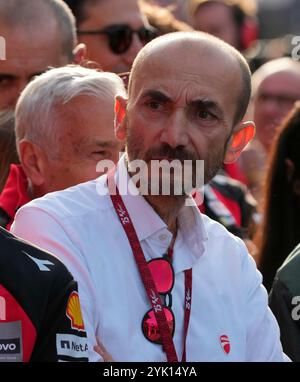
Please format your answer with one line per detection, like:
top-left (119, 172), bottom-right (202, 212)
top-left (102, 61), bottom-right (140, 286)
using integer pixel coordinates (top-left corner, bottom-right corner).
top-left (0, 77), bottom-right (14, 86)
top-left (148, 101), bottom-right (161, 110)
top-left (198, 110), bottom-right (211, 119)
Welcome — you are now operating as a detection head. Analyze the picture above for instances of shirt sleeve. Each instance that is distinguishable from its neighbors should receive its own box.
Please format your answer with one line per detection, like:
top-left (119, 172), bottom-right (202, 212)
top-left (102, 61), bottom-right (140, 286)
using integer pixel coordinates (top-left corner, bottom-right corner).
top-left (239, 241), bottom-right (288, 361)
top-left (12, 206), bottom-right (103, 362)
top-left (31, 278), bottom-right (89, 362)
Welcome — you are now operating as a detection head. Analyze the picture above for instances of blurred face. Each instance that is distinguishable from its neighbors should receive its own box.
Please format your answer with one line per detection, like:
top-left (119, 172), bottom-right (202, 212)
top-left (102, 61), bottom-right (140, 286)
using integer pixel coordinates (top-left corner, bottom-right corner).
top-left (119, 43), bottom-right (242, 188)
top-left (41, 95), bottom-right (122, 193)
top-left (253, 71), bottom-right (300, 152)
top-left (192, 3), bottom-right (239, 49)
top-left (78, 0), bottom-right (148, 73)
top-left (0, 23), bottom-right (70, 110)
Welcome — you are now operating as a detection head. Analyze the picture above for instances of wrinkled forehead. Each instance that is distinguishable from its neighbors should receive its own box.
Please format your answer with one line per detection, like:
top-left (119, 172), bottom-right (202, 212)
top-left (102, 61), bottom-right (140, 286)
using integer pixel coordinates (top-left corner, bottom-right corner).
top-left (130, 42), bottom-right (241, 104)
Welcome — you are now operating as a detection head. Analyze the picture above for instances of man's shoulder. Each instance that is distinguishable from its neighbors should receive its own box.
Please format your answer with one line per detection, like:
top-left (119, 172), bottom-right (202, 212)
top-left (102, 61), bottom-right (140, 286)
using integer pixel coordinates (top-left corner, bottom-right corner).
top-left (0, 227), bottom-right (74, 290)
top-left (201, 212), bottom-right (240, 240)
top-left (21, 176), bottom-right (110, 220)
top-left (200, 212), bottom-right (248, 255)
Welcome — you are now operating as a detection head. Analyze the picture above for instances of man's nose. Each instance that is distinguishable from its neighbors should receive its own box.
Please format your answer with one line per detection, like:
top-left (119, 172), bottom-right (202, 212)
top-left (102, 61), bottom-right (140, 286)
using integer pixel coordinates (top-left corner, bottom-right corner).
top-left (160, 111), bottom-right (189, 149)
top-left (123, 33), bottom-right (143, 67)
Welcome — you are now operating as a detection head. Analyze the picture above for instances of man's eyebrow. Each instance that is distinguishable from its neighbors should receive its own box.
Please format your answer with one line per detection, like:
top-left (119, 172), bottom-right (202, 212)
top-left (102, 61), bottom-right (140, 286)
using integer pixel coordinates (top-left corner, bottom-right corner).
top-left (141, 90), bottom-right (171, 103)
top-left (0, 73), bottom-right (17, 80)
top-left (190, 99), bottom-right (224, 118)
top-left (91, 140), bottom-right (119, 149)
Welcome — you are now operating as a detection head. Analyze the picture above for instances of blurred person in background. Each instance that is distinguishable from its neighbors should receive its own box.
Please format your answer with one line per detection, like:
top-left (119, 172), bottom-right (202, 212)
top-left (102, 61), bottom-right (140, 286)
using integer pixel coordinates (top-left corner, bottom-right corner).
top-left (0, 66), bottom-right (126, 230)
top-left (255, 102), bottom-right (300, 291)
top-left (239, 58), bottom-right (300, 205)
top-left (0, 0), bottom-right (86, 110)
top-left (0, 111), bottom-right (18, 195)
top-left (64, 0), bottom-right (157, 73)
top-left (188, 0), bottom-right (258, 53)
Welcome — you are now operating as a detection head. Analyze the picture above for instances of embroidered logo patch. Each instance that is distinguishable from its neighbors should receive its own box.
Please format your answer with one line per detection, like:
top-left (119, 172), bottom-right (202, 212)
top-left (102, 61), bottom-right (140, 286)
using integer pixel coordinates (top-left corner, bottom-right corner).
top-left (220, 334), bottom-right (230, 354)
top-left (66, 292), bottom-right (85, 331)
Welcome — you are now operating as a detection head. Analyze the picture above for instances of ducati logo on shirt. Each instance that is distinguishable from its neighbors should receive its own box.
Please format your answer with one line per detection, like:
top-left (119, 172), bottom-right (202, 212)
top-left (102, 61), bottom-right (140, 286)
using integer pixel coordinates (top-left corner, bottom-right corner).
top-left (66, 292), bottom-right (85, 331)
top-left (220, 334), bottom-right (231, 354)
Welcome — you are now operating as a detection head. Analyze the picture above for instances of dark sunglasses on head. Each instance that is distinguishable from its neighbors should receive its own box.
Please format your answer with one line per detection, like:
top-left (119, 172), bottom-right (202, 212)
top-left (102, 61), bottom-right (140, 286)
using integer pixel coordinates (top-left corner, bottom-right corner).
top-left (141, 256), bottom-right (175, 344)
top-left (78, 24), bottom-right (157, 55)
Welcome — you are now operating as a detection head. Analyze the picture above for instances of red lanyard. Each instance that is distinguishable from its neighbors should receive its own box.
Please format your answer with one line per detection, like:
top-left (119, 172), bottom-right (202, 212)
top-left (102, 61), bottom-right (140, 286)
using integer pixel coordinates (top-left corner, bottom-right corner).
top-left (107, 168), bottom-right (192, 362)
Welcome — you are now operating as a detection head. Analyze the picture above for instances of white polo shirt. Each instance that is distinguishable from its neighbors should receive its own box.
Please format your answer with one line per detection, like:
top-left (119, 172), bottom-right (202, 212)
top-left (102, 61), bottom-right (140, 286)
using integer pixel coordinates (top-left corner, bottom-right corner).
top-left (12, 156), bottom-right (285, 362)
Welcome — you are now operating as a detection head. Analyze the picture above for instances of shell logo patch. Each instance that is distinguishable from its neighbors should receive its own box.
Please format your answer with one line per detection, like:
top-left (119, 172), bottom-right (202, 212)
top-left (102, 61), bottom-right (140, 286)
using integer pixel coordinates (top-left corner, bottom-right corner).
top-left (220, 334), bottom-right (231, 355)
top-left (66, 291), bottom-right (85, 331)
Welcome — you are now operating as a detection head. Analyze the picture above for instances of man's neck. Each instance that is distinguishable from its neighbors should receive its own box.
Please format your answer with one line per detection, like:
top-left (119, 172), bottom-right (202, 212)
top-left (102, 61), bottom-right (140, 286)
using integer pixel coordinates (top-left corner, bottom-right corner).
top-left (144, 195), bottom-right (184, 234)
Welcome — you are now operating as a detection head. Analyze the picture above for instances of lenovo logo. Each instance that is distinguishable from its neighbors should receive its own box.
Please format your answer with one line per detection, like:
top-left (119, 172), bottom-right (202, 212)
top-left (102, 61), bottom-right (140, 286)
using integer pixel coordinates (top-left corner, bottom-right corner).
top-left (0, 339), bottom-right (20, 354)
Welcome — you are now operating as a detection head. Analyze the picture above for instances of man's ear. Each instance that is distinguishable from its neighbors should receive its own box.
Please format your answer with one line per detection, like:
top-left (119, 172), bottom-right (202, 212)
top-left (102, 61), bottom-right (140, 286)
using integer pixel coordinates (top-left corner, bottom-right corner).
top-left (73, 43), bottom-right (87, 64)
top-left (115, 96), bottom-right (128, 141)
top-left (19, 140), bottom-right (46, 187)
top-left (224, 121), bottom-right (255, 164)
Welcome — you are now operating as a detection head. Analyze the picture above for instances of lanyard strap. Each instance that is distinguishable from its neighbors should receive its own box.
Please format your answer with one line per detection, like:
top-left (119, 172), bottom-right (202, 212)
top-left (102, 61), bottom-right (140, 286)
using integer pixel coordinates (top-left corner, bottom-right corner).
top-left (107, 169), bottom-right (192, 362)
top-left (182, 269), bottom-right (192, 362)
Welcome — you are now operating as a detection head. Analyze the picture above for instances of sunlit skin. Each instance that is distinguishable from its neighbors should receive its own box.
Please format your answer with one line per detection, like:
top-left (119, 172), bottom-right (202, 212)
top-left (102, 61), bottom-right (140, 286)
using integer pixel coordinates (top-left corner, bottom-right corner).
top-left (253, 71), bottom-right (300, 152)
top-left (78, 0), bottom-right (146, 73)
top-left (20, 95), bottom-right (122, 197)
top-left (0, 23), bottom-right (71, 110)
top-left (116, 35), bottom-right (254, 233)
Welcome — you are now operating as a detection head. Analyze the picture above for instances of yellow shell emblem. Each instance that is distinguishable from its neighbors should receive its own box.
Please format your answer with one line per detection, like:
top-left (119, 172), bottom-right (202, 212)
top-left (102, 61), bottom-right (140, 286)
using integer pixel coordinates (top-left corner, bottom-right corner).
top-left (66, 291), bottom-right (85, 331)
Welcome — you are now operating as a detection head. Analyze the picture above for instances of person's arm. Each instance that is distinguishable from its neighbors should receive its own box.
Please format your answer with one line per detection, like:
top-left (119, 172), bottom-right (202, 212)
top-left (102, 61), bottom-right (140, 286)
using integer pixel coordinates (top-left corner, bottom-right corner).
top-left (269, 278), bottom-right (300, 362)
top-left (12, 206), bottom-right (102, 362)
top-left (31, 276), bottom-right (89, 362)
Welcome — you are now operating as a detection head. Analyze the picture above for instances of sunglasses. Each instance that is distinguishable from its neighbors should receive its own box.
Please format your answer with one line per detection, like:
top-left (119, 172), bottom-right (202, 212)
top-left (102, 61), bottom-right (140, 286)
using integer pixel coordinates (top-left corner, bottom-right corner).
top-left (78, 24), bottom-right (157, 55)
top-left (141, 256), bottom-right (175, 344)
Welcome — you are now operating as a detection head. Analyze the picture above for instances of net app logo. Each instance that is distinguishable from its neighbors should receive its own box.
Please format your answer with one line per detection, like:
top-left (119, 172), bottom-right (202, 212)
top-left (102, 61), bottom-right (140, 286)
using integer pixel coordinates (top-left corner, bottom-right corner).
top-left (0, 296), bottom-right (6, 320)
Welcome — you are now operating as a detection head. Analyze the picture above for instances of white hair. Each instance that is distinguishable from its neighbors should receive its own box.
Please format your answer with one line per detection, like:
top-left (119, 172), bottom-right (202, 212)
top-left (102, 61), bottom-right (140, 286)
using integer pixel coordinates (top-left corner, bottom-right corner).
top-left (15, 65), bottom-right (127, 158)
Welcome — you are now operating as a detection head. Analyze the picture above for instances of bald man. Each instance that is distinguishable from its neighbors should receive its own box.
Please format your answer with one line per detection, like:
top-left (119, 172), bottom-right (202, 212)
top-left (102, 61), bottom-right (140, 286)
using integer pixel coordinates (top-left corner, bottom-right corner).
top-left (12, 32), bottom-right (286, 361)
top-left (238, 58), bottom-right (300, 205)
top-left (0, 0), bottom-right (86, 110)
top-left (252, 58), bottom-right (300, 153)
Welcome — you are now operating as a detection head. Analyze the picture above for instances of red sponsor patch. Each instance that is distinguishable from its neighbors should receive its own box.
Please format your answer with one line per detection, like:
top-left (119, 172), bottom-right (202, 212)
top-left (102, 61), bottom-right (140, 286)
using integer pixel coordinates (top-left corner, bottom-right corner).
top-left (220, 334), bottom-right (230, 354)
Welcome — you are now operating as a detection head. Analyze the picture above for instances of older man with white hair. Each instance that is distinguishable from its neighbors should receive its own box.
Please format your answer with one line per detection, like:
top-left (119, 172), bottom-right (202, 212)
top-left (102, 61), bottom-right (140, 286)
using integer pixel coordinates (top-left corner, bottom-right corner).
top-left (0, 65), bottom-right (126, 229)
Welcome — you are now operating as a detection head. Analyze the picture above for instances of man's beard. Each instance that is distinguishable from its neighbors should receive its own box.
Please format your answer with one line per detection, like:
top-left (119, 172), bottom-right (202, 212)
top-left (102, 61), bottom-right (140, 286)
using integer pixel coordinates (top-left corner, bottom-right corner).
top-left (125, 127), bottom-right (226, 197)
